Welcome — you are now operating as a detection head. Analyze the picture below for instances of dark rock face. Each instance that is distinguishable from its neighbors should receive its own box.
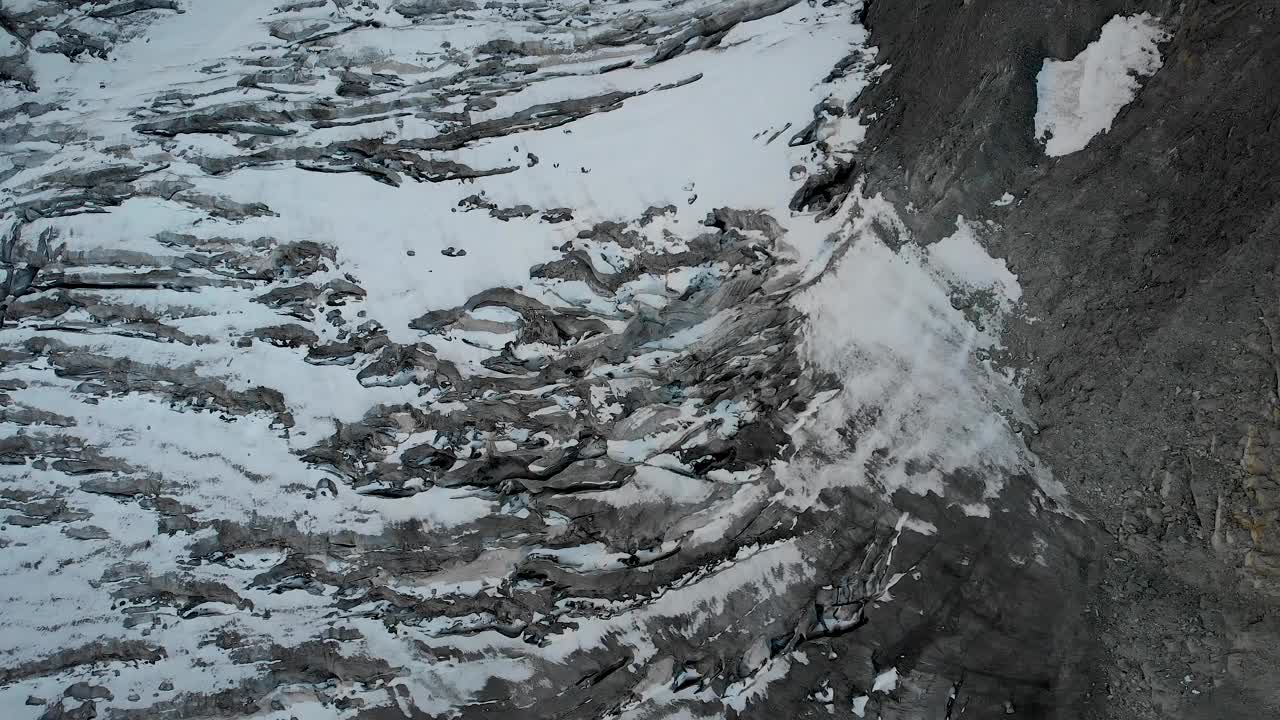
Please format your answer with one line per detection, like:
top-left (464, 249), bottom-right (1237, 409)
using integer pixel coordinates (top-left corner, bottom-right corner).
top-left (850, 1), bottom-right (1280, 718)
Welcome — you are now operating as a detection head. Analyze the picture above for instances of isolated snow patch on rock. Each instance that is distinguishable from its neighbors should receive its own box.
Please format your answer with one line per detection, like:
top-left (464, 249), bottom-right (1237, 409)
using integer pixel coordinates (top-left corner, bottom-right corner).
top-left (1033, 13), bottom-right (1169, 157)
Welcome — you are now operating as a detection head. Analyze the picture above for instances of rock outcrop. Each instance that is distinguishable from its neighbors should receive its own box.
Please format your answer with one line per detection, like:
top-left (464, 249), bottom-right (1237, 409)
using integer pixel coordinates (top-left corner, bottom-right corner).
top-left (848, 1), bottom-right (1280, 718)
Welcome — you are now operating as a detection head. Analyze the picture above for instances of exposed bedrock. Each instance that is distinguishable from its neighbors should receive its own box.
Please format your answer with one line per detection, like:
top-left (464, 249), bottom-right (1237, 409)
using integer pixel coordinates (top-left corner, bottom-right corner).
top-left (849, 1), bottom-right (1280, 718)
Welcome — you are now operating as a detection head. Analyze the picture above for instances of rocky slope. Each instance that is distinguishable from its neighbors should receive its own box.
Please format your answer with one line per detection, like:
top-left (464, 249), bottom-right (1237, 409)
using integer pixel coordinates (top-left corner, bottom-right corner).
top-left (849, 1), bottom-right (1280, 718)
top-left (4, 0), bottom-right (1268, 719)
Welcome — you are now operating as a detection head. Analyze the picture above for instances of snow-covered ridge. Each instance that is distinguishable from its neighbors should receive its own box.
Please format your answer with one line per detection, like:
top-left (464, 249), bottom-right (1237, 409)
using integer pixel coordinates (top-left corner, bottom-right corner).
top-left (2, 1), bottom-right (1080, 718)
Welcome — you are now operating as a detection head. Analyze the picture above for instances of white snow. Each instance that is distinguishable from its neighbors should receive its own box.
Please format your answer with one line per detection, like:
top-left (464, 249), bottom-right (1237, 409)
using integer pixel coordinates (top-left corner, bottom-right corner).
top-left (872, 666), bottom-right (899, 693)
top-left (1034, 13), bottom-right (1169, 156)
top-left (579, 465), bottom-right (714, 508)
top-left (784, 199), bottom-right (1053, 506)
top-left (1, 27), bottom-right (22, 57)
top-left (926, 217), bottom-right (1021, 304)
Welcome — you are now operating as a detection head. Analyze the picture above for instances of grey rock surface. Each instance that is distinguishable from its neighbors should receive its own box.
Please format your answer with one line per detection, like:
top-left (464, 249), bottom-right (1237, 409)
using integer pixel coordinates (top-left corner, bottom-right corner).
top-left (849, 0), bottom-right (1280, 718)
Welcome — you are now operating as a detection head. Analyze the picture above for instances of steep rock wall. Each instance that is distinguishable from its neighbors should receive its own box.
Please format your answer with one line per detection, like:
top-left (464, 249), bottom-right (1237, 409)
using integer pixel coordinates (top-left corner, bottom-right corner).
top-left (850, 1), bottom-right (1280, 718)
